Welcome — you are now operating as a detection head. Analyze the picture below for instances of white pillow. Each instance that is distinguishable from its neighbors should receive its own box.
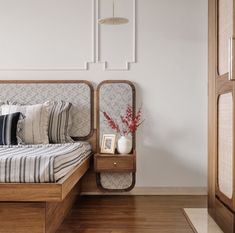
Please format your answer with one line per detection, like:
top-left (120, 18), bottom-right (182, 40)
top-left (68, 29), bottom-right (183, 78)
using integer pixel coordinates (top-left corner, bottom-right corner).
top-left (1, 102), bottom-right (51, 144)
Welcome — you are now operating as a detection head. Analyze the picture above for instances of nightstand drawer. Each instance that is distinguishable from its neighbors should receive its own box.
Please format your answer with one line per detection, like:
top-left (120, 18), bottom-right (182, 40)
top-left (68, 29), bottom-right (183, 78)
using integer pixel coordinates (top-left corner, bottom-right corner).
top-left (94, 156), bottom-right (135, 172)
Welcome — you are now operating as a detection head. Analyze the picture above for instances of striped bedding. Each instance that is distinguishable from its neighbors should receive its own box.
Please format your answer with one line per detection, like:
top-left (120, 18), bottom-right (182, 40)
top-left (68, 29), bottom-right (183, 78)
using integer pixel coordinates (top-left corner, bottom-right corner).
top-left (0, 141), bottom-right (92, 183)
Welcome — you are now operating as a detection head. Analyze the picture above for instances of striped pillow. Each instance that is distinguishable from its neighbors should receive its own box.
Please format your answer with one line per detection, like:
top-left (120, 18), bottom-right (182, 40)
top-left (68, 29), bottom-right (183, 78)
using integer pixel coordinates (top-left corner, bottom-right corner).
top-left (48, 100), bottom-right (74, 143)
top-left (1, 102), bottom-right (51, 144)
top-left (0, 112), bottom-right (21, 145)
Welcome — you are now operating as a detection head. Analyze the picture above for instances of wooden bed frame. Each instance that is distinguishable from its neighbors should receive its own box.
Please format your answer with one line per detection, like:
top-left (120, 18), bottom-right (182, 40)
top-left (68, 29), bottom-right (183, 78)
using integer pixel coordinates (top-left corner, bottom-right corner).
top-left (0, 157), bottom-right (91, 233)
top-left (0, 79), bottom-right (136, 232)
top-left (0, 80), bottom-right (96, 233)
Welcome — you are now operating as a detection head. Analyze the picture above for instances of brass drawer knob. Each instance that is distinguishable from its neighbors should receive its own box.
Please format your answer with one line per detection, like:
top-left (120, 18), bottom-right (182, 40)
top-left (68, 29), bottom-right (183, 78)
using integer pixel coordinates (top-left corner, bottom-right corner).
top-left (113, 162), bottom-right (117, 166)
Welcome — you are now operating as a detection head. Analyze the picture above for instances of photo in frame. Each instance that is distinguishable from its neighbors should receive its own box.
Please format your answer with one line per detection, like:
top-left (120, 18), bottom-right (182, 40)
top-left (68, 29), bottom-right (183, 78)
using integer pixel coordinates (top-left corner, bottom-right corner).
top-left (100, 134), bottom-right (116, 154)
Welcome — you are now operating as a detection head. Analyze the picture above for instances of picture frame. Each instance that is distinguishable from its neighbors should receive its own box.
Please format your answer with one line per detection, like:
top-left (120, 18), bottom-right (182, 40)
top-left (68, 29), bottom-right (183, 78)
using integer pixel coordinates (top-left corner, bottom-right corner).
top-left (100, 134), bottom-right (116, 154)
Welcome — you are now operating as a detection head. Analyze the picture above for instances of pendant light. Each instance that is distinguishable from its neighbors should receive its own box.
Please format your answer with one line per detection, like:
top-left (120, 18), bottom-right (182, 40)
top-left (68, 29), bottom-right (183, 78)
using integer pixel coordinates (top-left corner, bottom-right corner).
top-left (98, 0), bottom-right (129, 25)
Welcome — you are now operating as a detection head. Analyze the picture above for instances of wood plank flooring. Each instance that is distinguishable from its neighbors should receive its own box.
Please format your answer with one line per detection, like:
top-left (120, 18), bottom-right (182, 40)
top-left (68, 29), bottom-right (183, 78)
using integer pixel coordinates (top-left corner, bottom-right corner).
top-left (56, 195), bottom-right (207, 233)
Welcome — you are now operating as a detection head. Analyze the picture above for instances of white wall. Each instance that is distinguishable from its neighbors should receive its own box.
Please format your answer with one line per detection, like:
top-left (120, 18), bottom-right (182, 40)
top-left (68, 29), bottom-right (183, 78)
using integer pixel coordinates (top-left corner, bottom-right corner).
top-left (0, 0), bottom-right (208, 188)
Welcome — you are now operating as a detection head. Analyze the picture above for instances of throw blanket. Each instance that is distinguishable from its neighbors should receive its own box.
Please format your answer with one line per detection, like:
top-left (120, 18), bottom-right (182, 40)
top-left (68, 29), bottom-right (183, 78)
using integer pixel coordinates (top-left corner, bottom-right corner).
top-left (0, 142), bottom-right (92, 183)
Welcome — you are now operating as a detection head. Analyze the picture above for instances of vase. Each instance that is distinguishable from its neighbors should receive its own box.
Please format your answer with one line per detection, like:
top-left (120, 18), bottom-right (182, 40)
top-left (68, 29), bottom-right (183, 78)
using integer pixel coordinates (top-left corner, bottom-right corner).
top-left (117, 136), bottom-right (132, 154)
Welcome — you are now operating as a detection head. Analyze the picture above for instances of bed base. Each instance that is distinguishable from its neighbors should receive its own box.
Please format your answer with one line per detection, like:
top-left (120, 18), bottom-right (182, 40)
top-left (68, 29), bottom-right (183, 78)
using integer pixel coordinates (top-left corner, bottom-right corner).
top-left (0, 183), bottom-right (79, 233)
top-left (0, 157), bottom-right (91, 233)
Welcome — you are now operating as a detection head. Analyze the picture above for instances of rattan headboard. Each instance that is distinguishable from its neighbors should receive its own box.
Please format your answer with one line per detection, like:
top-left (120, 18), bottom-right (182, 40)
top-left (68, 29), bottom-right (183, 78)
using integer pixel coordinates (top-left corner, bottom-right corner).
top-left (0, 80), bottom-right (94, 140)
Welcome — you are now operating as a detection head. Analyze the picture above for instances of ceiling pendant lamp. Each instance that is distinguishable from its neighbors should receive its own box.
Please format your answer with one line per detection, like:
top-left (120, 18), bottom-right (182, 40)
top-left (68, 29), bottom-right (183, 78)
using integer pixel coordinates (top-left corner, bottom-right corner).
top-left (98, 0), bottom-right (129, 25)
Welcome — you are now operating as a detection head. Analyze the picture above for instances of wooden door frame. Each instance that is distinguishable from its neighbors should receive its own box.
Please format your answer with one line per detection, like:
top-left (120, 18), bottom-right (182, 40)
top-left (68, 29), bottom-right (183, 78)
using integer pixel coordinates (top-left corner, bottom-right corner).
top-left (208, 0), bottom-right (217, 218)
top-left (208, 0), bottom-right (235, 215)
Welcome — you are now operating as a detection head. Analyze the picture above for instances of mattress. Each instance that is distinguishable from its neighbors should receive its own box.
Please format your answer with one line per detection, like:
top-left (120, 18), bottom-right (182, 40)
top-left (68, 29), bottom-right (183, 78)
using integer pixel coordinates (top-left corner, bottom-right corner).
top-left (0, 141), bottom-right (92, 183)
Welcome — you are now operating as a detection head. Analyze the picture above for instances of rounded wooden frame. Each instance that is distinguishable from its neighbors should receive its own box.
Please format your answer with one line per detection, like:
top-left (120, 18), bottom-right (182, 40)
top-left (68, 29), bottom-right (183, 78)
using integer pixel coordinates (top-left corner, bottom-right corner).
top-left (213, 0), bottom-right (235, 212)
top-left (0, 80), bottom-right (95, 141)
top-left (96, 80), bottom-right (136, 192)
top-left (208, 1), bottom-right (235, 231)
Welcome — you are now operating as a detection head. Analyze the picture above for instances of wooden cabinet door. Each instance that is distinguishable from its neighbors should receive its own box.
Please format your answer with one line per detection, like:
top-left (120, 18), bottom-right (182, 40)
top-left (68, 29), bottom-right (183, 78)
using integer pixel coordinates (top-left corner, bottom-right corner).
top-left (214, 0), bottom-right (235, 211)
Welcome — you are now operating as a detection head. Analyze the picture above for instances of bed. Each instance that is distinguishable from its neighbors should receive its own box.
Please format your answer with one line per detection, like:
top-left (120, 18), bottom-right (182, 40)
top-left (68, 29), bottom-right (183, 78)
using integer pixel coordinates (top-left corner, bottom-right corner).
top-left (0, 142), bottom-right (92, 183)
top-left (0, 80), bottom-right (95, 233)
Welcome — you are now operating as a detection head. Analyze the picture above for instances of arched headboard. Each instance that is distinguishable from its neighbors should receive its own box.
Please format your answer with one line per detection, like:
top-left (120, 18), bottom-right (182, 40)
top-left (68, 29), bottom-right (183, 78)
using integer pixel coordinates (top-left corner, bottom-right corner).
top-left (0, 80), bottom-right (94, 140)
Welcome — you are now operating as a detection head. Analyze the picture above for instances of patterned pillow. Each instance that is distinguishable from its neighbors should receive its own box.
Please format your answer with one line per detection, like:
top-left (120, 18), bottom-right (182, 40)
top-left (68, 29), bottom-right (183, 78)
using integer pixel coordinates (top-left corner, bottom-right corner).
top-left (48, 100), bottom-right (74, 143)
top-left (1, 102), bottom-right (51, 144)
top-left (0, 112), bottom-right (21, 145)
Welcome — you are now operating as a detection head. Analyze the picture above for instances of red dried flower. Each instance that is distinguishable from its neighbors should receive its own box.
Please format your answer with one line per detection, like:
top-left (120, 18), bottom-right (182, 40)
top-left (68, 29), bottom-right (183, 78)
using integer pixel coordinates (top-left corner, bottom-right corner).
top-left (102, 105), bottom-right (143, 136)
top-left (102, 111), bottom-right (120, 133)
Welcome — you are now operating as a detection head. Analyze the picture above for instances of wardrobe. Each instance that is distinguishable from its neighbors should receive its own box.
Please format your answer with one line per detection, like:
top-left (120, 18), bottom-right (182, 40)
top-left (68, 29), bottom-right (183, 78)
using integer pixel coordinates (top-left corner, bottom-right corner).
top-left (208, 0), bottom-right (235, 232)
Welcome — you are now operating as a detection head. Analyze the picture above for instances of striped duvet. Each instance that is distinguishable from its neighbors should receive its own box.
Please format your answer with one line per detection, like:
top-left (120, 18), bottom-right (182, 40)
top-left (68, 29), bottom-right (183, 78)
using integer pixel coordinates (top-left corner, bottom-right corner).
top-left (0, 142), bottom-right (92, 183)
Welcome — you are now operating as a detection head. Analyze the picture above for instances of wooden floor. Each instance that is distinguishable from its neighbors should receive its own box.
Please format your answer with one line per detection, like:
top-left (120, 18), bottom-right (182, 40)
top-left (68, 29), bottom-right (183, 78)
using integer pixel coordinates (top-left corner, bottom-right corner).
top-left (56, 195), bottom-right (207, 233)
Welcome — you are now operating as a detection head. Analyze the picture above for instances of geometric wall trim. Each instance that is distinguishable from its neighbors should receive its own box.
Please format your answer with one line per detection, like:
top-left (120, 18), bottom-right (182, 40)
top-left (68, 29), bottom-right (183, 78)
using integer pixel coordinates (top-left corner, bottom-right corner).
top-left (0, 0), bottom-right (95, 71)
top-left (96, 0), bottom-right (136, 71)
top-left (0, 0), bottom-right (136, 71)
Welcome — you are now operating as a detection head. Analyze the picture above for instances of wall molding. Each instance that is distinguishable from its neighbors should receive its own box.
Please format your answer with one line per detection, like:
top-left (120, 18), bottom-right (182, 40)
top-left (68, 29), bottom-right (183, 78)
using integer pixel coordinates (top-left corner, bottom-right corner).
top-left (0, 0), bottom-right (136, 72)
top-left (96, 0), bottom-right (136, 71)
top-left (81, 187), bottom-right (207, 196)
top-left (0, 0), bottom-right (96, 71)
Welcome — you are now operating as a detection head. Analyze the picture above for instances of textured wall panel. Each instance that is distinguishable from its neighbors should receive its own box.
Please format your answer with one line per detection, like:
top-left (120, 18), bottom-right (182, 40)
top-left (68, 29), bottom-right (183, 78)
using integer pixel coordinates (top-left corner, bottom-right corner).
top-left (0, 82), bottom-right (93, 138)
top-left (99, 82), bottom-right (135, 191)
top-left (218, 93), bottom-right (233, 199)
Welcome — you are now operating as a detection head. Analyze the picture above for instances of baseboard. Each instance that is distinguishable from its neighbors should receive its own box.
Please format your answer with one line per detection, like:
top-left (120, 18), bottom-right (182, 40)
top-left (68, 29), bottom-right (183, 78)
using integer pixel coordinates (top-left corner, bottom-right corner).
top-left (81, 186), bottom-right (207, 196)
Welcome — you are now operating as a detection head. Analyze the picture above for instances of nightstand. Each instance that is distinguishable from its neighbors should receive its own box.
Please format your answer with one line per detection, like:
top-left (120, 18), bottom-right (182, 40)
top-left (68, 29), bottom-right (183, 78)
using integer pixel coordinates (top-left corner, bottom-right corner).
top-left (95, 80), bottom-right (136, 191)
top-left (94, 151), bottom-right (136, 173)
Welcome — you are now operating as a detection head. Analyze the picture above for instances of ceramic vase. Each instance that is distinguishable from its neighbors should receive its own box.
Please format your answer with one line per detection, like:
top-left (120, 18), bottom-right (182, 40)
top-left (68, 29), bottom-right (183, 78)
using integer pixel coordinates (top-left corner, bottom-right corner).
top-left (117, 136), bottom-right (132, 154)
